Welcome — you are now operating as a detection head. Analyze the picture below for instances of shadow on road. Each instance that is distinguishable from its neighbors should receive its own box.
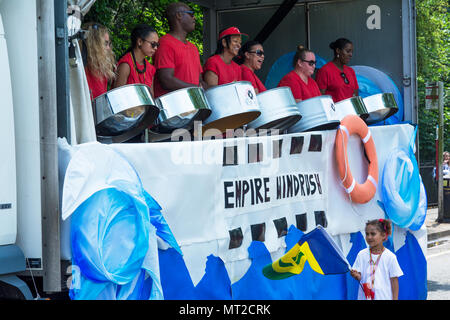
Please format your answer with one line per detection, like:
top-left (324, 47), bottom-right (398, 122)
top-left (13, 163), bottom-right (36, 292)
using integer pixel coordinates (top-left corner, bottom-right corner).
top-left (427, 279), bottom-right (450, 292)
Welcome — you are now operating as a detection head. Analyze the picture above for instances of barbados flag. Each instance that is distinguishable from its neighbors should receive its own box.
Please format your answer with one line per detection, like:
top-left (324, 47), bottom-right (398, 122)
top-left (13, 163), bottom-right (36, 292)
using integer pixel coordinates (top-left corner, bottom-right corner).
top-left (263, 225), bottom-right (350, 280)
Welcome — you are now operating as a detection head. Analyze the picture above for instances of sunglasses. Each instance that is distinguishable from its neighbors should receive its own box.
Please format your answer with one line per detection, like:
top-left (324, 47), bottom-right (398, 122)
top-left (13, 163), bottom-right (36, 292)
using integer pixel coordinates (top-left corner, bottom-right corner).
top-left (301, 59), bottom-right (316, 67)
top-left (143, 39), bottom-right (160, 49)
top-left (179, 10), bottom-right (195, 17)
top-left (341, 72), bottom-right (349, 84)
top-left (104, 40), bottom-right (112, 48)
top-left (248, 49), bottom-right (265, 57)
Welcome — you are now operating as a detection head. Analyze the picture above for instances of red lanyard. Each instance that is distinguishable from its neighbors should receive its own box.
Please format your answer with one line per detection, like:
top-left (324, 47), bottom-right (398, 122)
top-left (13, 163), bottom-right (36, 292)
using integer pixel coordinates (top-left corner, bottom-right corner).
top-left (369, 248), bottom-right (384, 289)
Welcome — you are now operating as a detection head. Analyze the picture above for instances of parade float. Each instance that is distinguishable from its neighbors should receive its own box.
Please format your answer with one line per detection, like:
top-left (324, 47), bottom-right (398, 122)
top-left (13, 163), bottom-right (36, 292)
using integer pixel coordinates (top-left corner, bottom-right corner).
top-left (0, 0), bottom-right (425, 300)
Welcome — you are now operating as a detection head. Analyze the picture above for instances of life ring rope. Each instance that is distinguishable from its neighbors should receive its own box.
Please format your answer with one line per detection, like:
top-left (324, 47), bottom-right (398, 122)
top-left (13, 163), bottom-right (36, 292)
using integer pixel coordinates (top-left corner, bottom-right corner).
top-left (339, 124), bottom-right (372, 143)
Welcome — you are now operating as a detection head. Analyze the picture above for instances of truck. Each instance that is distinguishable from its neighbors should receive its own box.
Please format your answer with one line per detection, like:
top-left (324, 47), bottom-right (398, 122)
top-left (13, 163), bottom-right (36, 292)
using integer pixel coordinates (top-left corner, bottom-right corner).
top-left (0, 0), bottom-right (417, 299)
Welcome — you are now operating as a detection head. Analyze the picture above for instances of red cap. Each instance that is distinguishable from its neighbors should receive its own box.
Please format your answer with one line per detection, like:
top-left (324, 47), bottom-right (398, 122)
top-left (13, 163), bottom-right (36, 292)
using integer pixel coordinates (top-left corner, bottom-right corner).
top-left (218, 27), bottom-right (248, 41)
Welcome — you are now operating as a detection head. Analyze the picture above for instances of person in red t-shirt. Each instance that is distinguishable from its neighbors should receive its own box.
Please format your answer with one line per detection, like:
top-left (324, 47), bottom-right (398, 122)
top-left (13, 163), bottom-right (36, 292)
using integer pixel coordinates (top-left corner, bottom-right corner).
top-left (113, 24), bottom-right (159, 96)
top-left (153, 2), bottom-right (205, 98)
top-left (82, 23), bottom-right (116, 101)
top-left (277, 45), bottom-right (321, 102)
top-left (235, 40), bottom-right (267, 94)
top-left (315, 38), bottom-right (359, 103)
top-left (203, 27), bottom-right (248, 87)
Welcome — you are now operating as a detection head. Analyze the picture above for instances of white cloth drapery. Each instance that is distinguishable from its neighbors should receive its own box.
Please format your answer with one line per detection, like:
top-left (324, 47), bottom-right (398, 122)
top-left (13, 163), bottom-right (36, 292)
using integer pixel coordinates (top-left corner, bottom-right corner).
top-left (67, 0), bottom-right (97, 144)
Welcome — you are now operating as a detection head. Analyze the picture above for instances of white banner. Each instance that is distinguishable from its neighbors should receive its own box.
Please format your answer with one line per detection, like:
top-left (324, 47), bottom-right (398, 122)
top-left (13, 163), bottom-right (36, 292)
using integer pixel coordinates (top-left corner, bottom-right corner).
top-left (62, 124), bottom-right (417, 284)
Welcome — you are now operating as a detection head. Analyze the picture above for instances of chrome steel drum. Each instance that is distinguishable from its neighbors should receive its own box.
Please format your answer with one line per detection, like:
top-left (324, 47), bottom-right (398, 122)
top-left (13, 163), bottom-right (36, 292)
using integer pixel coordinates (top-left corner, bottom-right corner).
top-left (247, 87), bottom-right (301, 131)
top-left (363, 93), bottom-right (399, 124)
top-left (93, 84), bottom-right (159, 143)
top-left (334, 96), bottom-right (369, 121)
top-left (151, 87), bottom-right (212, 134)
top-left (202, 81), bottom-right (261, 136)
top-left (288, 95), bottom-right (340, 133)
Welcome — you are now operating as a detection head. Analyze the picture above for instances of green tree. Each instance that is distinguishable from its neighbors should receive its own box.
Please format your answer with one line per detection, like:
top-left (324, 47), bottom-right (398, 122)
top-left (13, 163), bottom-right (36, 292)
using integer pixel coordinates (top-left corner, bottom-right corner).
top-left (84, 0), bottom-right (204, 61)
top-left (416, 0), bottom-right (450, 164)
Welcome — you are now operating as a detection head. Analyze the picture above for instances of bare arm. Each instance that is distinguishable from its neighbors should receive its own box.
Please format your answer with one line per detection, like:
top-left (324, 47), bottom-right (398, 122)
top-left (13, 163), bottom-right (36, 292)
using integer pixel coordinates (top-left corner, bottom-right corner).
top-left (112, 63), bottom-right (130, 89)
top-left (390, 277), bottom-right (399, 300)
top-left (203, 70), bottom-right (219, 88)
top-left (150, 81), bottom-right (154, 97)
top-left (157, 68), bottom-right (199, 91)
top-left (350, 269), bottom-right (361, 282)
top-left (199, 75), bottom-right (208, 90)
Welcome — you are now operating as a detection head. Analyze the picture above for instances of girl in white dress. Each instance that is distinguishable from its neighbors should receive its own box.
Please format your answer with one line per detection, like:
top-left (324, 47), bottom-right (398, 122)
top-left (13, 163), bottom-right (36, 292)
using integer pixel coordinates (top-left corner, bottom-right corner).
top-left (350, 219), bottom-right (403, 300)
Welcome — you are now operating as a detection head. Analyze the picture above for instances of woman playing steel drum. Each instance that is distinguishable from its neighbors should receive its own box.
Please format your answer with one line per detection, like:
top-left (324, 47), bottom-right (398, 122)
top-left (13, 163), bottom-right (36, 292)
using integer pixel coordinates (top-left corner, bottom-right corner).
top-left (315, 38), bottom-right (359, 103)
top-left (113, 24), bottom-right (159, 96)
top-left (235, 40), bottom-right (267, 94)
top-left (82, 23), bottom-right (116, 101)
top-left (202, 26), bottom-right (248, 88)
top-left (277, 45), bottom-right (321, 103)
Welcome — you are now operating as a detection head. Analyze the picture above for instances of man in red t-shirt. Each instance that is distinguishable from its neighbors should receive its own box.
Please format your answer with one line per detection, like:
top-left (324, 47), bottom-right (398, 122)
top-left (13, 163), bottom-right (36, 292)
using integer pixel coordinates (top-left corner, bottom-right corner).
top-left (153, 2), bottom-right (205, 98)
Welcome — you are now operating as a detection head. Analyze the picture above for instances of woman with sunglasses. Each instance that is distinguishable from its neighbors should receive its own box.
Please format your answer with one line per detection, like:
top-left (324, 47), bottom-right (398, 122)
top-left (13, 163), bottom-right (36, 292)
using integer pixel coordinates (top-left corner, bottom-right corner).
top-left (113, 24), bottom-right (159, 96)
top-left (82, 23), bottom-right (116, 100)
top-left (236, 40), bottom-right (267, 94)
top-left (315, 38), bottom-right (359, 103)
top-left (203, 27), bottom-right (247, 88)
top-left (277, 45), bottom-right (321, 103)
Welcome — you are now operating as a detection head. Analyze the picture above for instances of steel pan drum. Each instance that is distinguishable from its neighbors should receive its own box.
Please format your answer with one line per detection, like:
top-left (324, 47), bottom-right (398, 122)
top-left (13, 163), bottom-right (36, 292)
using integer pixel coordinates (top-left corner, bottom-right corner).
top-left (247, 87), bottom-right (301, 131)
top-left (151, 87), bottom-right (212, 134)
top-left (363, 93), bottom-right (398, 124)
top-left (202, 81), bottom-right (261, 136)
top-left (288, 95), bottom-right (340, 133)
top-left (334, 96), bottom-right (369, 121)
top-left (93, 84), bottom-right (159, 143)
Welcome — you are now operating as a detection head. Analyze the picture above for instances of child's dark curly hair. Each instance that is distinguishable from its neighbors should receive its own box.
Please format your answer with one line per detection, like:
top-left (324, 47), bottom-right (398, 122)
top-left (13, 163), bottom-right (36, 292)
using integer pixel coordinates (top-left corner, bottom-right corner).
top-left (366, 219), bottom-right (392, 237)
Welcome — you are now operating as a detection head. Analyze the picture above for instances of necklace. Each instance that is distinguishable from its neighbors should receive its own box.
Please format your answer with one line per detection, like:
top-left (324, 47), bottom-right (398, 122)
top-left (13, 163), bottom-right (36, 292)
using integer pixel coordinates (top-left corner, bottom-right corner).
top-left (369, 247), bottom-right (384, 295)
top-left (131, 50), bottom-right (147, 74)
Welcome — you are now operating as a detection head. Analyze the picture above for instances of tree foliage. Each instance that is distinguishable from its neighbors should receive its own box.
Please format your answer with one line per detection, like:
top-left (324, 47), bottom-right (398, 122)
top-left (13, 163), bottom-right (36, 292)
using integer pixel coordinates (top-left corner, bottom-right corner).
top-left (416, 0), bottom-right (449, 164)
top-left (84, 0), bottom-right (204, 61)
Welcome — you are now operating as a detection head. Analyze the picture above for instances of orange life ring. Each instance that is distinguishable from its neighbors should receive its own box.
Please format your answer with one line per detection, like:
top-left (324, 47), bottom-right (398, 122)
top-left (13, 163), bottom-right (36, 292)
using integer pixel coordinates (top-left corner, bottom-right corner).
top-left (335, 114), bottom-right (378, 204)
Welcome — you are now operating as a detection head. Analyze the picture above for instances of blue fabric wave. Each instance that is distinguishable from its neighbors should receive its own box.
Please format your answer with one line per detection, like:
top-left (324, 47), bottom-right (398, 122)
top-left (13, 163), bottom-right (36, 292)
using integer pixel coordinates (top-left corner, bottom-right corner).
top-left (159, 247), bottom-right (197, 299)
top-left (68, 147), bottom-right (179, 300)
top-left (408, 175), bottom-right (428, 231)
top-left (397, 232), bottom-right (428, 299)
top-left (381, 127), bottom-right (421, 228)
top-left (356, 74), bottom-right (383, 98)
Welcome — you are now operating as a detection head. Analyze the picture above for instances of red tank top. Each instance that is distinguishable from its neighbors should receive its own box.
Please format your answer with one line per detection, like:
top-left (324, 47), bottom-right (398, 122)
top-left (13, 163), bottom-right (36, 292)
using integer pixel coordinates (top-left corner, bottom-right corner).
top-left (85, 67), bottom-right (108, 100)
top-left (117, 52), bottom-right (155, 88)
